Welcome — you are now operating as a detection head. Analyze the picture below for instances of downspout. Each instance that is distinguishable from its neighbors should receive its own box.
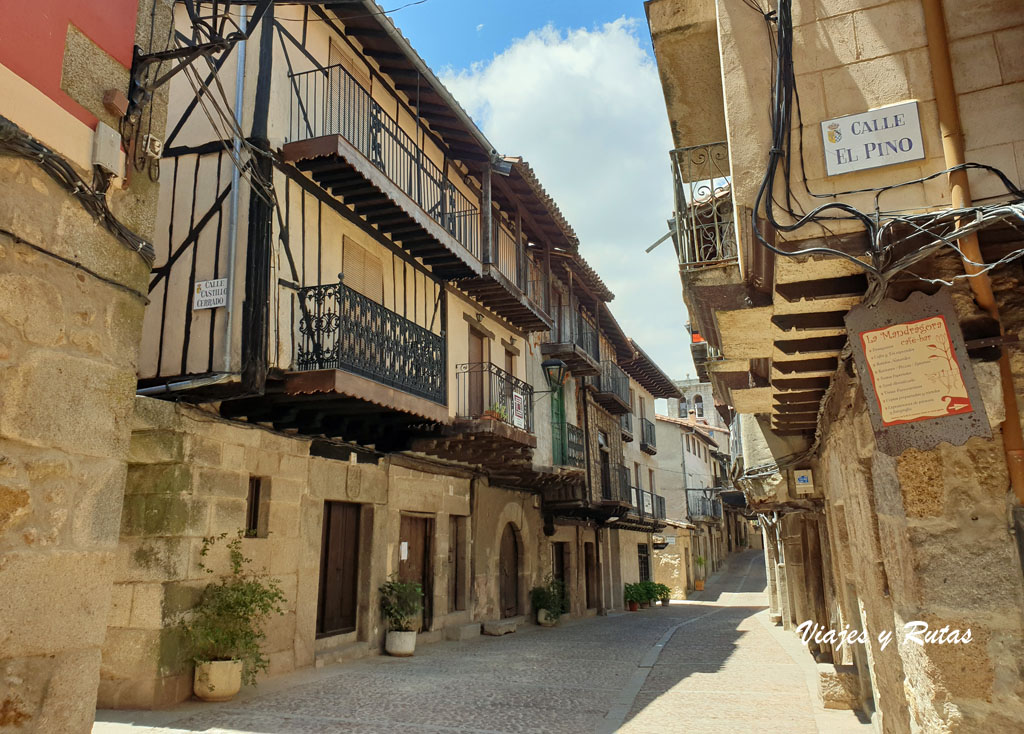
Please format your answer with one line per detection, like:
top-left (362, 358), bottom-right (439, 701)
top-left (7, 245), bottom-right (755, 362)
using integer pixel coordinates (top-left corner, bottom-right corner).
top-left (224, 5), bottom-right (247, 372)
top-left (922, 0), bottom-right (1024, 504)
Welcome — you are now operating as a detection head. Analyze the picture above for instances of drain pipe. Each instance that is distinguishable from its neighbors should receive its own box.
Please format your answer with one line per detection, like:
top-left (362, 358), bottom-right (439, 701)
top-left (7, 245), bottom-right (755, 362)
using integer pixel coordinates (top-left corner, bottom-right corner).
top-left (136, 373), bottom-right (233, 396)
top-left (224, 4), bottom-right (247, 373)
top-left (922, 0), bottom-right (1024, 504)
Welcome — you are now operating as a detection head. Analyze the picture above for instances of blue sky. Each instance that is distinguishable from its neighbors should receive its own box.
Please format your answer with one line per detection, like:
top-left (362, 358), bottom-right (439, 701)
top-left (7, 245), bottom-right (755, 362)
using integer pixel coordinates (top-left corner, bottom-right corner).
top-left (387, 0), bottom-right (696, 387)
top-left (388, 0), bottom-right (653, 71)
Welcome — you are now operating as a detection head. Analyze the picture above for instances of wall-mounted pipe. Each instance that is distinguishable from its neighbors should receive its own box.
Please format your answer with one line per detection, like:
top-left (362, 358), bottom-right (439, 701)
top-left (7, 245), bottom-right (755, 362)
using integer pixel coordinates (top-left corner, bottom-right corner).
top-left (224, 4), bottom-right (247, 372)
top-left (922, 0), bottom-right (1024, 504)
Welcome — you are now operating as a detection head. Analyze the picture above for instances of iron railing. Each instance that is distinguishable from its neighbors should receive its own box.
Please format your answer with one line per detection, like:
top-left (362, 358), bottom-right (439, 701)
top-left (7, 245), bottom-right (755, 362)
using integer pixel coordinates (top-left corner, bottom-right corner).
top-left (525, 250), bottom-right (546, 310)
top-left (670, 142), bottom-right (736, 269)
top-left (590, 360), bottom-right (630, 405)
top-left (288, 63), bottom-right (480, 258)
top-left (553, 422), bottom-right (585, 468)
top-left (686, 490), bottom-right (723, 521)
top-left (551, 304), bottom-right (599, 361)
top-left (455, 362), bottom-right (534, 433)
top-left (620, 412), bottom-right (633, 438)
top-left (629, 488), bottom-right (666, 521)
top-left (296, 280), bottom-right (445, 403)
top-left (640, 418), bottom-right (657, 451)
top-left (600, 463), bottom-right (631, 503)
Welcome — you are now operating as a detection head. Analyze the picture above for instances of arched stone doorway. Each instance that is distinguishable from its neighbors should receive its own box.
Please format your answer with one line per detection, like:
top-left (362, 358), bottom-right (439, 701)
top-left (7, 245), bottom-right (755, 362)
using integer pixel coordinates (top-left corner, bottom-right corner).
top-left (499, 523), bottom-right (520, 618)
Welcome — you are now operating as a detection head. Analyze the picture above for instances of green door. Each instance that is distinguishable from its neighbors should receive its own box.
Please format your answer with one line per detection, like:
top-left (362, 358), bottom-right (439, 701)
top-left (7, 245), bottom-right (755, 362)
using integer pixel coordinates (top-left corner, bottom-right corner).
top-left (551, 386), bottom-right (567, 465)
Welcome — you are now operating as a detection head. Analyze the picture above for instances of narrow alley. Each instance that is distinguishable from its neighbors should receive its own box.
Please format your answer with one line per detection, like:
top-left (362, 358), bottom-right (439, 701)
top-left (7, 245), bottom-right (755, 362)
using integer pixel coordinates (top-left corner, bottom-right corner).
top-left (95, 551), bottom-right (869, 734)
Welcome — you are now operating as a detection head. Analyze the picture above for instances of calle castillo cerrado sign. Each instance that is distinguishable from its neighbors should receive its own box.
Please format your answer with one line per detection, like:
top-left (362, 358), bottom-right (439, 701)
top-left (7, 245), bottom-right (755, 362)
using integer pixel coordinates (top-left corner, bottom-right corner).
top-left (820, 101), bottom-right (925, 177)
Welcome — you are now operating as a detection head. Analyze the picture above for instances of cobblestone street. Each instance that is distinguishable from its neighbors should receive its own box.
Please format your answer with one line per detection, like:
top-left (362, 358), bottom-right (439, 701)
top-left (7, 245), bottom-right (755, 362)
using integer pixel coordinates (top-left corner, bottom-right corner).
top-left (95, 550), bottom-right (870, 734)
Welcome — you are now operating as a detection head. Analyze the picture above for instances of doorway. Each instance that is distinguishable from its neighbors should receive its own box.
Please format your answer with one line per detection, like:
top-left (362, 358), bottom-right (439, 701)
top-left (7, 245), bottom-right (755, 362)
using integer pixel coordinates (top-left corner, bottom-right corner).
top-left (317, 501), bottom-right (361, 637)
top-left (499, 523), bottom-right (520, 618)
top-left (552, 541), bottom-right (570, 612)
top-left (584, 541), bottom-right (598, 610)
top-left (399, 514), bottom-right (433, 631)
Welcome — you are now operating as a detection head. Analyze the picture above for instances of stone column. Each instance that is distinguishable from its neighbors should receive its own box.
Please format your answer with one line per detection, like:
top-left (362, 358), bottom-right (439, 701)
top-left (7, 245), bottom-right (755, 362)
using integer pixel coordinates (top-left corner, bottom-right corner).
top-left (763, 527), bottom-right (782, 624)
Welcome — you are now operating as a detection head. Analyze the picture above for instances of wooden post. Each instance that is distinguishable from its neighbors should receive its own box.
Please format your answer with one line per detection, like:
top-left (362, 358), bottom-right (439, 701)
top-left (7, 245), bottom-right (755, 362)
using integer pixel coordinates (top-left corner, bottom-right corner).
top-left (515, 206), bottom-right (524, 292)
top-left (481, 166), bottom-right (492, 265)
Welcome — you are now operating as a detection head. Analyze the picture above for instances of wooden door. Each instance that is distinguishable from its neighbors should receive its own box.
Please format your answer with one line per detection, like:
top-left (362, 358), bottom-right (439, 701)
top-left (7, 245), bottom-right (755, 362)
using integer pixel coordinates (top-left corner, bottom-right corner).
top-left (551, 385), bottom-right (566, 464)
top-left (399, 515), bottom-right (433, 630)
top-left (448, 515), bottom-right (465, 613)
top-left (552, 542), bottom-right (569, 611)
top-left (584, 541), bottom-right (597, 610)
top-left (317, 502), bottom-right (360, 636)
top-left (499, 523), bottom-right (519, 618)
top-left (468, 329), bottom-right (485, 415)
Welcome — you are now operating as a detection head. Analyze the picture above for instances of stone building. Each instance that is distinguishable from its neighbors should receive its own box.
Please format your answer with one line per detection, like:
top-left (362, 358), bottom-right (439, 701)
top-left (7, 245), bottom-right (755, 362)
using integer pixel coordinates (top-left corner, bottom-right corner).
top-left (96, 0), bottom-right (680, 709)
top-left (0, 1), bottom-right (169, 731)
top-left (648, 0), bottom-right (1024, 731)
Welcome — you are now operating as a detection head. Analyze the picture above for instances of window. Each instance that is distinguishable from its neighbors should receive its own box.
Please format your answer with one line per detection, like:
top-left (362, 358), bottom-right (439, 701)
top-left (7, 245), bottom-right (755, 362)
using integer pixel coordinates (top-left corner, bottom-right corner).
top-left (342, 237), bottom-right (384, 303)
top-left (694, 394), bottom-right (704, 418)
top-left (638, 544), bottom-right (651, 583)
top-left (504, 349), bottom-right (515, 377)
top-left (678, 397), bottom-right (687, 417)
top-left (245, 476), bottom-right (269, 538)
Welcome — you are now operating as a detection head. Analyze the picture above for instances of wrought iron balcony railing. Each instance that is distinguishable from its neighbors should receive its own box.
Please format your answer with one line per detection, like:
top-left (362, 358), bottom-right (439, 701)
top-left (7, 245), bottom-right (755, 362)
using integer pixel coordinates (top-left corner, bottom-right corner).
top-left (553, 422), bottom-right (585, 468)
top-left (296, 280), bottom-right (444, 403)
top-left (288, 63), bottom-right (480, 258)
top-left (455, 362), bottom-right (534, 433)
top-left (670, 142), bottom-right (736, 269)
top-left (620, 412), bottom-right (634, 439)
top-left (590, 360), bottom-right (630, 403)
top-left (640, 418), bottom-right (657, 451)
top-left (629, 488), bottom-right (666, 520)
top-left (686, 490), bottom-right (723, 521)
top-left (550, 304), bottom-right (599, 361)
top-left (600, 463), bottom-right (631, 503)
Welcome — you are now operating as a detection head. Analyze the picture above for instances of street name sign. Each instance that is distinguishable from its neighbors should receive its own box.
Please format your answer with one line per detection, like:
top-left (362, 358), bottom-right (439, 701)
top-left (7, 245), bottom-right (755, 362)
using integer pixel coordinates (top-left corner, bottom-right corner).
top-left (820, 101), bottom-right (925, 177)
top-left (193, 278), bottom-right (228, 310)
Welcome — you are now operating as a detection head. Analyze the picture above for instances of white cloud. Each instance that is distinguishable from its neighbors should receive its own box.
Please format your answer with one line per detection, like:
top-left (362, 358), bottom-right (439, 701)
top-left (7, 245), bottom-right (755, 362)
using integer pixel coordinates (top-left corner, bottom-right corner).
top-left (476, 23), bottom-right (484, 32)
top-left (441, 19), bottom-right (695, 382)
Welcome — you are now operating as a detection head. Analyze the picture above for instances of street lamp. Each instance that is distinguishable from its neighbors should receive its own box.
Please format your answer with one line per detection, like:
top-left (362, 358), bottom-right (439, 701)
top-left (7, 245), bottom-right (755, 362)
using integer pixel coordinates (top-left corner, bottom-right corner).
top-left (540, 358), bottom-right (569, 392)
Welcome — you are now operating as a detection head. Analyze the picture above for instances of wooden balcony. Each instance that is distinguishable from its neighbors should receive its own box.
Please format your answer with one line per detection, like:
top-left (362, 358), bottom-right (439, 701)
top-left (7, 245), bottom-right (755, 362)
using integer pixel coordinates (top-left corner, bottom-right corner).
top-left (540, 306), bottom-right (600, 376)
top-left (588, 360), bottom-right (631, 414)
top-left (411, 362), bottom-right (537, 474)
top-left (219, 281), bottom-right (447, 450)
top-left (283, 64), bottom-right (482, 280)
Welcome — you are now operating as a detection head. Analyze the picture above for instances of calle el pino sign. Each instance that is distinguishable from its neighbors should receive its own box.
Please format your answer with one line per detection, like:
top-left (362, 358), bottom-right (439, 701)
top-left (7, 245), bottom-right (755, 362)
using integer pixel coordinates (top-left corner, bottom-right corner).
top-left (820, 100), bottom-right (925, 177)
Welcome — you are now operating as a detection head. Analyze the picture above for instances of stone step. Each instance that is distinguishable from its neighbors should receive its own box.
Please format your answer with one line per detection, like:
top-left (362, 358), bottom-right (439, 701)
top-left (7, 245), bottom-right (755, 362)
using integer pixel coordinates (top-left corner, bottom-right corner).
top-left (445, 622), bottom-right (481, 641)
top-left (314, 641), bottom-right (374, 669)
top-left (482, 616), bottom-right (524, 636)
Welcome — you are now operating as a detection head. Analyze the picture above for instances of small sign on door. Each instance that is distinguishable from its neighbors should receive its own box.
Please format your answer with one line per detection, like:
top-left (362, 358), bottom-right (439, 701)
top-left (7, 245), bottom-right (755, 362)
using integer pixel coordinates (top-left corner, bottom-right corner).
top-left (512, 391), bottom-right (526, 429)
top-left (193, 278), bottom-right (228, 310)
top-left (399, 541), bottom-right (409, 561)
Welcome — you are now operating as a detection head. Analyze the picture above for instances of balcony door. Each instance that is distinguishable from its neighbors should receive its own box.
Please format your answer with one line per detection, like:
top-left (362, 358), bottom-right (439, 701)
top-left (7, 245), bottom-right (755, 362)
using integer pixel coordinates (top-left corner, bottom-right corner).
top-left (468, 329), bottom-right (486, 415)
top-left (551, 385), bottom-right (567, 465)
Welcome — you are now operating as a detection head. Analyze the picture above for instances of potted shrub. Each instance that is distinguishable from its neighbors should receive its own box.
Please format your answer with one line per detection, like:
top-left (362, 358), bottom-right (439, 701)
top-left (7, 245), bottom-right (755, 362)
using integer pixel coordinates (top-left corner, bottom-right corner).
top-left (655, 583), bottom-right (672, 605)
top-left (694, 555), bottom-right (707, 591)
top-left (180, 532), bottom-right (286, 702)
top-left (638, 580), bottom-right (658, 608)
top-left (530, 575), bottom-right (566, 627)
top-left (379, 576), bottom-right (424, 656)
top-left (623, 583), bottom-right (642, 611)
top-left (482, 402), bottom-right (509, 421)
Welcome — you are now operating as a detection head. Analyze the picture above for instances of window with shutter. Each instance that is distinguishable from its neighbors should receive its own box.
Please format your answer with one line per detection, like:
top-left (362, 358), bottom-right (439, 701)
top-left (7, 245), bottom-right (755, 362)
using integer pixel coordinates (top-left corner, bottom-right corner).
top-left (342, 237), bottom-right (383, 304)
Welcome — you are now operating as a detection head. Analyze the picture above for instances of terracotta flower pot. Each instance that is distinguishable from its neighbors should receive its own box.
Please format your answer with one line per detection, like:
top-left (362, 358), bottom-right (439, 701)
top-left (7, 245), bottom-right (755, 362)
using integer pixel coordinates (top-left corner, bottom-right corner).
top-left (627, 601), bottom-right (639, 612)
top-left (695, 579), bottom-right (705, 591)
top-left (193, 660), bottom-right (243, 702)
top-left (385, 630), bottom-right (417, 657)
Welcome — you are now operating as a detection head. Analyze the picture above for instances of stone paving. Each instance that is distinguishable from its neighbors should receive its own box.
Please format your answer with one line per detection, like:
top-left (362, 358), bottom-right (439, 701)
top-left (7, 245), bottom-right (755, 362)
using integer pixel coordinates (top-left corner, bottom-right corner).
top-left (95, 551), bottom-right (872, 734)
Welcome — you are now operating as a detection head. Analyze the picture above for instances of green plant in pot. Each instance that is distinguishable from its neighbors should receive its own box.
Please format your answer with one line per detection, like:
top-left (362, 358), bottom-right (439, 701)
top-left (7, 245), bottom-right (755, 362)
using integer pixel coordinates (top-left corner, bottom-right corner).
top-left (638, 580), bottom-right (658, 608)
top-left (655, 583), bottom-right (672, 605)
top-left (379, 576), bottom-right (424, 656)
top-left (694, 555), bottom-right (707, 590)
top-left (180, 532), bottom-right (286, 702)
top-left (624, 583), bottom-right (643, 611)
top-left (530, 575), bottom-right (567, 627)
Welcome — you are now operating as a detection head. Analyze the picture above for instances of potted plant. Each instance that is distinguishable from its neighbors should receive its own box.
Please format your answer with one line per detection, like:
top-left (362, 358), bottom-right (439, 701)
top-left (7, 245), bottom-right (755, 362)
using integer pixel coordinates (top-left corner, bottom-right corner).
top-left (482, 401), bottom-right (509, 421)
top-left (379, 576), bottom-right (424, 656)
top-left (180, 532), bottom-right (286, 702)
top-left (623, 583), bottom-right (642, 611)
top-left (694, 555), bottom-right (706, 591)
top-left (655, 583), bottom-right (672, 605)
top-left (638, 580), bottom-right (658, 608)
top-left (530, 575), bottom-right (566, 626)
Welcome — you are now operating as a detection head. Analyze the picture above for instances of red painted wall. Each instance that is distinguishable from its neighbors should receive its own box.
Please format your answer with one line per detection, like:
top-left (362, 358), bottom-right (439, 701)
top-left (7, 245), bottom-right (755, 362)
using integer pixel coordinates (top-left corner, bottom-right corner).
top-left (0, 0), bottom-right (139, 127)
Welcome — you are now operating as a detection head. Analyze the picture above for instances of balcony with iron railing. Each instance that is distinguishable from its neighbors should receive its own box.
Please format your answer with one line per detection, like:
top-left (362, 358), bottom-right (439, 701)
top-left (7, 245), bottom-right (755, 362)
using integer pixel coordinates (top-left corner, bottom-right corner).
top-left (640, 418), bottom-right (657, 455)
top-left (686, 489), bottom-right (723, 522)
top-left (627, 486), bottom-right (667, 523)
top-left (540, 304), bottom-right (600, 376)
top-left (553, 422), bottom-right (586, 469)
top-left (620, 412), bottom-right (634, 442)
top-left (454, 362), bottom-right (534, 435)
top-left (587, 360), bottom-right (631, 415)
top-left (670, 142), bottom-right (737, 270)
top-left (295, 279), bottom-right (444, 403)
top-left (599, 463), bottom-right (631, 504)
top-left (283, 63), bottom-right (482, 279)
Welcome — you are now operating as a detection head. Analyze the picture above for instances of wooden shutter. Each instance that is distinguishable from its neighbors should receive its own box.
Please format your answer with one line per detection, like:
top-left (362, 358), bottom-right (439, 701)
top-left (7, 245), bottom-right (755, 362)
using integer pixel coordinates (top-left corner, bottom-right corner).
top-left (342, 237), bottom-right (383, 303)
